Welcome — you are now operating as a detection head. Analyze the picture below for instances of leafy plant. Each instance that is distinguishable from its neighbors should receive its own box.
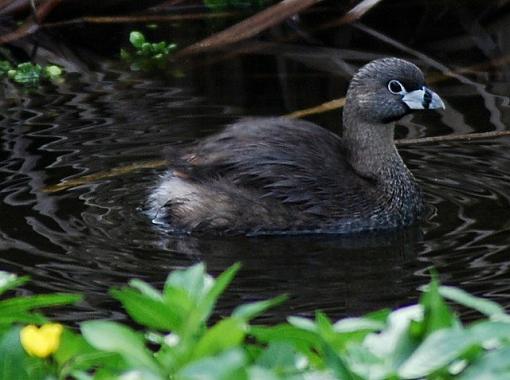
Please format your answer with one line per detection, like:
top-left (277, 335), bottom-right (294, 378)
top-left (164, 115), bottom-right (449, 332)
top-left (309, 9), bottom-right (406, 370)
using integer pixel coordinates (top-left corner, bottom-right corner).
top-left (1, 265), bottom-right (510, 379)
top-left (0, 271), bottom-right (80, 379)
top-left (121, 31), bottom-right (178, 72)
top-left (0, 61), bottom-right (63, 86)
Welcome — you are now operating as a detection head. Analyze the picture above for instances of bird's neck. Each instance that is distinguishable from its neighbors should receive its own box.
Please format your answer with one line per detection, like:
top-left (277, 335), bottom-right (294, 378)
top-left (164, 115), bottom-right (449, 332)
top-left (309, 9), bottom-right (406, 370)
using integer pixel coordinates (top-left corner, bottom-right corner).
top-left (342, 109), bottom-right (423, 219)
top-left (342, 116), bottom-right (404, 180)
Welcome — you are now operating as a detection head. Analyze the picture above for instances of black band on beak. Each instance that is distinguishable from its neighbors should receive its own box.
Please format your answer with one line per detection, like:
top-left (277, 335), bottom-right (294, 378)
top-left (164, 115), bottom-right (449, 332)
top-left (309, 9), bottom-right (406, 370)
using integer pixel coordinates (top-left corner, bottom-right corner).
top-left (402, 86), bottom-right (445, 110)
top-left (423, 88), bottom-right (433, 109)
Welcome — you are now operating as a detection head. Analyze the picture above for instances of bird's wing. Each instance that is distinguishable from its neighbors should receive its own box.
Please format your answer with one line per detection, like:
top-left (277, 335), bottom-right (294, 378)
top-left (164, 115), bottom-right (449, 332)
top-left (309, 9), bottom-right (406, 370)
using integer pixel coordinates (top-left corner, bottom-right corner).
top-left (166, 117), bottom-right (375, 216)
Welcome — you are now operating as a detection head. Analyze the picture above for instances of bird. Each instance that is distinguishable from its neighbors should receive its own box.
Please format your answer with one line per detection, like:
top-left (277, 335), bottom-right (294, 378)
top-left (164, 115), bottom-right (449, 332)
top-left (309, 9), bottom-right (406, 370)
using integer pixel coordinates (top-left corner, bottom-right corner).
top-left (148, 57), bottom-right (445, 236)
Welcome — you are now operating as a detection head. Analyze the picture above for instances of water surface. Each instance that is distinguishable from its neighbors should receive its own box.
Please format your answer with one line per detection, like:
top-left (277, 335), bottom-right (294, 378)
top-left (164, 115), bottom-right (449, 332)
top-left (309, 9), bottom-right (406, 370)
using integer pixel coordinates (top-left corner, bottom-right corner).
top-left (1, 14), bottom-right (510, 322)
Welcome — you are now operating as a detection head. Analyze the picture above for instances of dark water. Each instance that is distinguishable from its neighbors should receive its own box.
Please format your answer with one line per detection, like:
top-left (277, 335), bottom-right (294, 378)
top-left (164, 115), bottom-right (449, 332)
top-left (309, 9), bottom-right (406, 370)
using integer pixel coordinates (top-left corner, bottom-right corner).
top-left (2, 9), bottom-right (510, 323)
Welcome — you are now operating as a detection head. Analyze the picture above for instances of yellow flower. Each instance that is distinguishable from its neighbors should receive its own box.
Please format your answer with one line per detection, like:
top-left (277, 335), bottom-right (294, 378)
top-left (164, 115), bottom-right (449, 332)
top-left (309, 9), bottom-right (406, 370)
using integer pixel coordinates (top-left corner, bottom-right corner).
top-left (20, 323), bottom-right (63, 358)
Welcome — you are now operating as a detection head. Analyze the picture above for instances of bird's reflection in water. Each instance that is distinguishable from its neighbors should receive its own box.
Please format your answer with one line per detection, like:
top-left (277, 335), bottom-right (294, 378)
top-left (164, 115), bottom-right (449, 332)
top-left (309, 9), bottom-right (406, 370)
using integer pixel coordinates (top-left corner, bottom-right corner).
top-left (156, 226), bottom-right (424, 323)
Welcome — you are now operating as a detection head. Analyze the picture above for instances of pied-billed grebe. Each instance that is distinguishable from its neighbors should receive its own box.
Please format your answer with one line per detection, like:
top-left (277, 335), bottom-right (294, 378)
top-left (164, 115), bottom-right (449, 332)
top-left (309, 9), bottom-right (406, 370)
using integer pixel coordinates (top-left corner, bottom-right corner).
top-left (149, 58), bottom-right (444, 235)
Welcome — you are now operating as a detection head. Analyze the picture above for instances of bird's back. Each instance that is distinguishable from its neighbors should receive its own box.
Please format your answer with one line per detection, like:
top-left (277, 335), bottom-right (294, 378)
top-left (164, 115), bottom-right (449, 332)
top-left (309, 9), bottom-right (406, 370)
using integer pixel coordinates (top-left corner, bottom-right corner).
top-left (148, 118), bottom-right (404, 235)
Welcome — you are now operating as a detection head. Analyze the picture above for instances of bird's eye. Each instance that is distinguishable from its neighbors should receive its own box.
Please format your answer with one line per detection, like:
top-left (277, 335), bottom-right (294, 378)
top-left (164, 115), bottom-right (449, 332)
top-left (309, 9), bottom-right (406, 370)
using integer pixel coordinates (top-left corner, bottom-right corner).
top-left (387, 80), bottom-right (406, 94)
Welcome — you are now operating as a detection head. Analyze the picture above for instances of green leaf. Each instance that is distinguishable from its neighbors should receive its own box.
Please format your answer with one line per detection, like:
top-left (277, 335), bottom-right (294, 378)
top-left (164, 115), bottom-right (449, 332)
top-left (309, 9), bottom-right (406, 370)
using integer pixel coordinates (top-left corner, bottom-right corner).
top-left (398, 328), bottom-right (473, 378)
top-left (439, 286), bottom-right (508, 319)
top-left (288, 316), bottom-right (317, 332)
top-left (399, 321), bottom-right (510, 379)
top-left (0, 312), bottom-right (47, 325)
top-left (56, 329), bottom-right (124, 377)
top-left (0, 326), bottom-right (31, 380)
top-left (0, 60), bottom-right (13, 75)
top-left (141, 42), bottom-right (152, 55)
top-left (62, 352), bottom-right (123, 378)
top-left (120, 48), bottom-right (130, 60)
top-left (346, 344), bottom-right (391, 380)
top-left (54, 328), bottom-right (95, 365)
top-left (178, 348), bottom-right (247, 380)
top-left (70, 371), bottom-right (94, 380)
top-left (458, 346), bottom-right (510, 380)
top-left (470, 321), bottom-right (510, 341)
top-left (117, 369), bottom-right (164, 380)
top-left (419, 275), bottom-right (457, 336)
top-left (0, 326), bottom-right (50, 379)
top-left (0, 293), bottom-right (82, 315)
top-left (322, 340), bottom-right (356, 380)
top-left (11, 62), bottom-right (42, 85)
top-left (43, 65), bottom-right (63, 79)
top-left (199, 263), bottom-right (241, 320)
top-left (250, 325), bottom-right (318, 352)
top-left (246, 366), bottom-right (281, 380)
top-left (232, 295), bottom-right (287, 321)
top-left (192, 318), bottom-right (246, 360)
top-left (81, 320), bottom-right (160, 374)
top-left (364, 305), bottom-right (423, 369)
top-left (129, 279), bottom-right (163, 300)
top-left (129, 31), bottom-right (146, 49)
top-left (165, 263), bottom-right (210, 302)
top-left (0, 272), bottom-right (29, 296)
top-left (256, 342), bottom-right (301, 373)
top-left (364, 308), bottom-right (391, 323)
top-left (111, 288), bottom-right (181, 331)
top-left (333, 317), bottom-right (385, 333)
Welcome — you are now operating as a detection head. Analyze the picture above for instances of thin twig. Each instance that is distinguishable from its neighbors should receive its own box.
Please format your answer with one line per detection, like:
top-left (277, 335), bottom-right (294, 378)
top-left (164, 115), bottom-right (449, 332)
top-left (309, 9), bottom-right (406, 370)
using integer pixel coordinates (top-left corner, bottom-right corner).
top-left (0, 0), bottom-right (32, 16)
top-left (0, 0), bottom-right (62, 43)
top-left (29, 0), bottom-right (36, 15)
top-left (177, 0), bottom-right (323, 57)
top-left (286, 98), bottom-right (345, 118)
top-left (43, 160), bottom-right (167, 193)
top-left (321, 0), bottom-right (384, 28)
top-left (395, 130), bottom-right (510, 146)
top-left (176, 0), bottom-right (383, 57)
top-left (41, 12), bottom-right (239, 28)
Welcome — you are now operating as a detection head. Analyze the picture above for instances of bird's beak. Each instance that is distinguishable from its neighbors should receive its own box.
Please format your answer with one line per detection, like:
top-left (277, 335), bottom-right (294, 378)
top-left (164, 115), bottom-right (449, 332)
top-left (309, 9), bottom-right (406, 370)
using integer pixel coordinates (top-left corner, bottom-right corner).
top-left (402, 86), bottom-right (445, 110)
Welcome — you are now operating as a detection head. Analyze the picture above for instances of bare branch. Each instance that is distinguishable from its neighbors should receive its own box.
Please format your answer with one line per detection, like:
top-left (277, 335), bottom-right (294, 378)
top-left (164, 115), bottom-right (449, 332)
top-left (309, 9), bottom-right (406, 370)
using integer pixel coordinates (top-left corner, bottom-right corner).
top-left (177, 0), bottom-right (323, 56)
top-left (396, 130), bottom-right (510, 146)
